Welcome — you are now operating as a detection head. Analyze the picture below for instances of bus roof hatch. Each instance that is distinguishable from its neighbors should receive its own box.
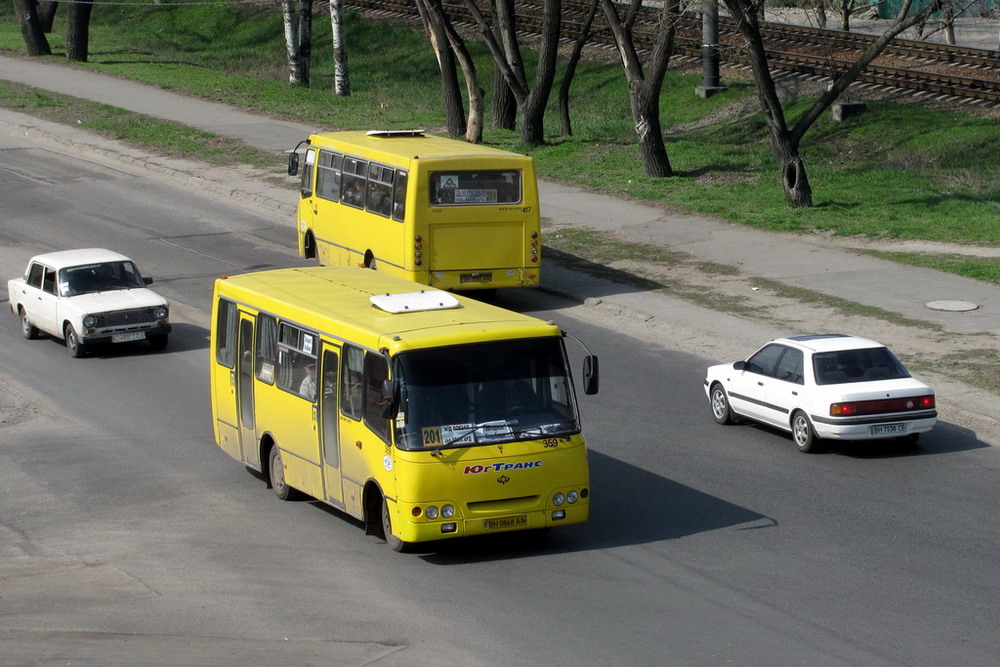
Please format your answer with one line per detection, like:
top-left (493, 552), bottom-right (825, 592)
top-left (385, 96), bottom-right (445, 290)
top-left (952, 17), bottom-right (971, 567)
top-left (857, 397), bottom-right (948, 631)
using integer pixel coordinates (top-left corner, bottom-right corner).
top-left (370, 291), bottom-right (461, 313)
top-left (366, 129), bottom-right (425, 138)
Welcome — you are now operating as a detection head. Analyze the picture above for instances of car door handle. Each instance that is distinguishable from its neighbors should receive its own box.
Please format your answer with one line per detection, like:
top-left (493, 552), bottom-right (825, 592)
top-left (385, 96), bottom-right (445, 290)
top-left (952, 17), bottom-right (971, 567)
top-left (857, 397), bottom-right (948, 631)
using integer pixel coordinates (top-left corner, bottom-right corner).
top-left (757, 381), bottom-right (764, 386)
top-left (792, 391), bottom-right (798, 396)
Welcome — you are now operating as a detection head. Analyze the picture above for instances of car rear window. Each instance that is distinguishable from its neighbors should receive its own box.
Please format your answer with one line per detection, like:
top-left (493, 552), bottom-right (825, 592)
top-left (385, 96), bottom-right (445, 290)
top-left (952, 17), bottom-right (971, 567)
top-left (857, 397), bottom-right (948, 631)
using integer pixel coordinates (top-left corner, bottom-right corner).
top-left (813, 347), bottom-right (911, 385)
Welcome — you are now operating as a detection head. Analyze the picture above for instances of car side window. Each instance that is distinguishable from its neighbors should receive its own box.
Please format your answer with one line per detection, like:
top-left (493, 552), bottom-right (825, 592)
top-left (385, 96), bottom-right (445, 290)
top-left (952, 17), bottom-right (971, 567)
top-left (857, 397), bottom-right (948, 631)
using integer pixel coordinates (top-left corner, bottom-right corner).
top-left (745, 344), bottom-right (785, 377)
top-left (26, 263), bottom-right (44, 289)
top-left (774, 348), bottom-right (804, 385)
top-left (41, 268), bottom-right (57, 295)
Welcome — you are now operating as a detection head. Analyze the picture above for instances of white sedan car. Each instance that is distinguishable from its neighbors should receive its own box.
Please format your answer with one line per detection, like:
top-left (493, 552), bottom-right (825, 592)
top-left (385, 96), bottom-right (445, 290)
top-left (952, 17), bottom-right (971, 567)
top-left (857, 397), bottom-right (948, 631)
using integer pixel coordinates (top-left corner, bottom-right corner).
top-left (704, 334), bottom-right (936, 452)
top-left (8, 248), bottom-right (171, 358)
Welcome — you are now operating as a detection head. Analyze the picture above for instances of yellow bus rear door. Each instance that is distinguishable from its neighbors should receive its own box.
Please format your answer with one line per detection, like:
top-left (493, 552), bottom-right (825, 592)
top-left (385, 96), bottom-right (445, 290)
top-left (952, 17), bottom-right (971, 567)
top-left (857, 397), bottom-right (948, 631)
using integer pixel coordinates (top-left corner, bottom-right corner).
top-left (320, 345), bottom-right (344, 505)
top-left (236, 314), bottom-right (260, 469)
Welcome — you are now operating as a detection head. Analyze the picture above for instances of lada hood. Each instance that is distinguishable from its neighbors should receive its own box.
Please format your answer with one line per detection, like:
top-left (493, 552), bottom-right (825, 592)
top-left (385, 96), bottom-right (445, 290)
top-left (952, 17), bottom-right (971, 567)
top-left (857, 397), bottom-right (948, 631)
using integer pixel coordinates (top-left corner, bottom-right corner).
top-left (68, 288), bottom-right (167, 312)
top-left (825, 377), bottom-right (932, 401)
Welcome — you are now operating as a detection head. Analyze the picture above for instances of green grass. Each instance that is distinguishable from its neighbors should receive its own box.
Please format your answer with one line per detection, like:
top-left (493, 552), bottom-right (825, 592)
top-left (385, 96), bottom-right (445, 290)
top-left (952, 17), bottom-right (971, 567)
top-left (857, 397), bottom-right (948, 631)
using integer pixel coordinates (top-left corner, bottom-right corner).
top-left (866, 251), bottom-right (1000, 284)
top-left (1, 3), bottom-right (998, 256)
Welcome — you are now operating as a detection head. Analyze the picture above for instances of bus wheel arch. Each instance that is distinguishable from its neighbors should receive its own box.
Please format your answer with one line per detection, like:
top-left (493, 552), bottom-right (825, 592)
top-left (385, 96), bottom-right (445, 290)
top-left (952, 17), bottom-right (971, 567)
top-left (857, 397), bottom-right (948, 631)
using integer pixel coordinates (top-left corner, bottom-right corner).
top-left (303, 231), bottom-right (317, 260)
top-left (362, 481), bottom-right (383, 536)
top-left (260, 434), bottom-right (276, 487)
top-left (362, 250), bottom-right (376, 269)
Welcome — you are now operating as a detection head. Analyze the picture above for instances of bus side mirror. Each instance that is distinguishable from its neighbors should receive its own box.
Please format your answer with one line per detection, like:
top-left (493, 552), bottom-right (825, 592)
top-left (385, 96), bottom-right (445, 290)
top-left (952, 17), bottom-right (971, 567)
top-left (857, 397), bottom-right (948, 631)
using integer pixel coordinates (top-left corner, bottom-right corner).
top-left (287, 152), bottom-right (299, 176)
top-left (582, 355), bottom-right (599, 395)
top-left (379, 378), bottom-right (397, 419)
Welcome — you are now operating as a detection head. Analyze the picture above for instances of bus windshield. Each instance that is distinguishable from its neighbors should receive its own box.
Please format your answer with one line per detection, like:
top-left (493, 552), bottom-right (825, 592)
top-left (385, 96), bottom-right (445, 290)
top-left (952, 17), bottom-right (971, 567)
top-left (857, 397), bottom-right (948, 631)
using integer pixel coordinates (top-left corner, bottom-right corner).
top-left (394, 338), bottom-right (580, 451)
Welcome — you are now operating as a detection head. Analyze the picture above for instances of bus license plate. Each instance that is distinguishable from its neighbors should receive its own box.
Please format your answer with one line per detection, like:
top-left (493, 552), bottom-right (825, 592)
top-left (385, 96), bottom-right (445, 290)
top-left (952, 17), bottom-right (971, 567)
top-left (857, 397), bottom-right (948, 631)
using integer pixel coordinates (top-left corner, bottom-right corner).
top-left (112, 332), bottom-right (146, 343)
top-left (484, 515), bottom-right (527, 530)
top-left (870, 423), bottom-right (907, 435)
top-left (460, 272), bottom-right (493, 284)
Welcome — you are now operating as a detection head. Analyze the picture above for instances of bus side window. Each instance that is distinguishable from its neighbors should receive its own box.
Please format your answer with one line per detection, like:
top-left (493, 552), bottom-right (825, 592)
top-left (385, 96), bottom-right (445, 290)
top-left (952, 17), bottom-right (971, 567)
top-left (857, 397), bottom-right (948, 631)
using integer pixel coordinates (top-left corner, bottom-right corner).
top-left (366, 163), bottom-right (393, 218)
top-left (391, 170), bottom-right (408, 222)
top-left (364, 352), bottom-right (390, 443)
top-left (341, 344), bottom-right (364, 420)
top-left (316, 150), bottom-right (341, 202)
top-left (300, 148), bottom-right (316, 198)
top-left (255, 314), bottom-right (278, 384)
top-left (215, 299), bottom-right (238, 368)
top-left (341, 157), bottom-right (368, 209)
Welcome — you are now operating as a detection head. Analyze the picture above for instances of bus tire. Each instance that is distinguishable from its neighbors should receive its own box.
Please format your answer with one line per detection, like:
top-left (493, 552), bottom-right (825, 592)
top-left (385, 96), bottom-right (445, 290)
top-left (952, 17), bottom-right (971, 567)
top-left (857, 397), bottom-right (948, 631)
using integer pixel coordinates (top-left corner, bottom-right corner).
top-left (65, 324), bottom-right (87, 358)
top-left (268, 446), bottom-right (296, 501)
top-left (303, 232), bottom-right (316, 260)
top-left (381, 497), bottom-right (412, 553)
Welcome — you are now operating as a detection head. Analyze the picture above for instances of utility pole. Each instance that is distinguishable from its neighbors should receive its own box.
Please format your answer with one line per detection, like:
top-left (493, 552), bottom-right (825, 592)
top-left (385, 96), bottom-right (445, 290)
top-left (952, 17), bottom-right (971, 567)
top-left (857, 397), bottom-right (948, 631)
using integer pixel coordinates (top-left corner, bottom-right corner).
top-left (696, 0), bottom-right (726, 98)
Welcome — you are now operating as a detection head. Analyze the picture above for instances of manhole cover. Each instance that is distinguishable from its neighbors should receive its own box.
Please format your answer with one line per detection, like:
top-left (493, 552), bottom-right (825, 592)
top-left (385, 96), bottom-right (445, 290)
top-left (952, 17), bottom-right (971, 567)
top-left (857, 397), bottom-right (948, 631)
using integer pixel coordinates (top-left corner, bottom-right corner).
top-left (925, 300), bottom-right (979, 312)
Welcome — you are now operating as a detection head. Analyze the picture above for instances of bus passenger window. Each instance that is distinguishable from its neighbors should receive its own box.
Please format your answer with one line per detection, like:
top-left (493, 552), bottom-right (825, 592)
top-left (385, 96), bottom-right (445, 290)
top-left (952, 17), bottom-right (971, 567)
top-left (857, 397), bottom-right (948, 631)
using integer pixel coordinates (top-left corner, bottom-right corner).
top-left (255, 315), bottom-right (278, 384)
top-left (341, 157), bottom-right (368, 209)
top-left (341, 345), bottom-right (364, 419)
top-left (316, 150), bottom-right (341, 202)
top-left (391, 170), bottom-right (408, 222)
top-left (215, 299), bottom-right (238, 368)
top-left (300, 149), bottom-right (315, 198)
top-left (366, 163), bottom-right (393, 218)
top-left (364, 352), bottom-right (390, 442)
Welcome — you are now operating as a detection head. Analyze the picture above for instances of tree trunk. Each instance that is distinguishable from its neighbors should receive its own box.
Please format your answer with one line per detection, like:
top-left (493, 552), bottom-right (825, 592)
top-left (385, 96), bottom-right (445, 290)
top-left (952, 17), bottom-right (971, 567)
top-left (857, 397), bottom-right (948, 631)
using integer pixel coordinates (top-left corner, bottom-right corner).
top-left (417, 0), bottom-right (466, 138)
top-left (12, 0), bottom-right (52, 56)
top-left (329, 0), bottom-right (350, 96)
top-left (631, 83), bottom-right (673, 177)
top-left (38, 1), bottom-right (58, 33)
top-left (815, 1), bottom-right (827, 30)
top-left (65, 0), bottom-right (93, 63)
top-left (517, 0), bottom-right (561, 146)
top-left (441, 13), bottom-right (484, 143)
top-left (490, 0), bottom-right (517, 130)
top-left (298, 0), bottom-right (312, 87)
top-left (839, 0), bottom-right (851, 31)
top-left (282, 1), bottom-right (304, 85)
top-left (559, 0), bottom-right (599, 137)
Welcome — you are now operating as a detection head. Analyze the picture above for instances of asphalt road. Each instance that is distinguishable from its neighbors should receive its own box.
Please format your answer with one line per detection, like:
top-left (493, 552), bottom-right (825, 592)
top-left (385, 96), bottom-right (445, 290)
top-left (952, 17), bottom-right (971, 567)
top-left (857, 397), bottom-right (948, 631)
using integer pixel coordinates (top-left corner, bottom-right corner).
top-left (2, 137), bottom-right (999, 666)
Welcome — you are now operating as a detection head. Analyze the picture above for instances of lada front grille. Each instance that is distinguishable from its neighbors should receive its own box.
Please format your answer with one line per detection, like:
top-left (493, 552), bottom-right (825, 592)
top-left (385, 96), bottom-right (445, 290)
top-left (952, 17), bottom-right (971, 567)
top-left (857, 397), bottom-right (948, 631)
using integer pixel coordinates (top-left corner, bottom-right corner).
top-left (96, 308), bottom-right (159, 328)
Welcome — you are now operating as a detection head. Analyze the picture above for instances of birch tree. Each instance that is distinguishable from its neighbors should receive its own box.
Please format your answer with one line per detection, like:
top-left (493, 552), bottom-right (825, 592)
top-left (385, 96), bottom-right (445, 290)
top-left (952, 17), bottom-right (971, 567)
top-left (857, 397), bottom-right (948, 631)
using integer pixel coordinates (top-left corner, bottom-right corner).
top-left (329, 0), bottom-right (350, 96)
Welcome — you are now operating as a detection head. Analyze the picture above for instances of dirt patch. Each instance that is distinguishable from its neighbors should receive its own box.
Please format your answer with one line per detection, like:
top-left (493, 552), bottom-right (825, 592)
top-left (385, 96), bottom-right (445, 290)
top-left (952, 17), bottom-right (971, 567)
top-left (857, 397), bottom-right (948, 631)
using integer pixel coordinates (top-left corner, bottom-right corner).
top-left (0, 376), bottom-right (54, 429)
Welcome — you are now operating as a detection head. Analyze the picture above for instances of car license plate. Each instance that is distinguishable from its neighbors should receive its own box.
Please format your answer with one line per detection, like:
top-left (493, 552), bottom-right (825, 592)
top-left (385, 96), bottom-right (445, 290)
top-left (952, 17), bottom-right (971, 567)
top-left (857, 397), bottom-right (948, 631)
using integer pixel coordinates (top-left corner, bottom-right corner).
top-left (112, 331), bottom-right (146, 343)
top-left (484, 515), bottom-right (527, 530)
top-left (870, 423), bottom-right (907, 435)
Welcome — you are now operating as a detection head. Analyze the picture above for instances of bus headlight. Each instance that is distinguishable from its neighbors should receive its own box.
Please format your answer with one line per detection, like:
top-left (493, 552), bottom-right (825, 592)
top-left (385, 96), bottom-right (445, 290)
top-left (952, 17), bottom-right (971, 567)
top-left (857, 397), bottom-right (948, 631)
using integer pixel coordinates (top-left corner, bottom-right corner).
top-left (425, 506), bottom-right (439, 519)
top-left (567, 490), bottom-right (579, 504)
top-left (553, 492), bottom-right (565, 506)
top-left (441, 504), bottom-right (455, 518)
top-left (83, 315), bottom-right (97, 328)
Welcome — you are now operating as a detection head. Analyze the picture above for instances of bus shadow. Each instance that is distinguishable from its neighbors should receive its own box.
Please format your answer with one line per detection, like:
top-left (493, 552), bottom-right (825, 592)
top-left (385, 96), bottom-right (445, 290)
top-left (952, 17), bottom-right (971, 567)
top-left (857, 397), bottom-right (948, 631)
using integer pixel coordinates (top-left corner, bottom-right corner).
top-left (419, 450), bottom-right (767, 563)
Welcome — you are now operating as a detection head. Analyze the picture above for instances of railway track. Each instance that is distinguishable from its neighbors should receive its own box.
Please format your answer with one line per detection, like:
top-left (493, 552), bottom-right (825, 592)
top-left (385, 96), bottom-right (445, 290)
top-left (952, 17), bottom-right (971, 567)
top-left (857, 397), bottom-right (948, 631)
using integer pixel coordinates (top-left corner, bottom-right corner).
top-left (345, 0), bottom-right (1000, 106)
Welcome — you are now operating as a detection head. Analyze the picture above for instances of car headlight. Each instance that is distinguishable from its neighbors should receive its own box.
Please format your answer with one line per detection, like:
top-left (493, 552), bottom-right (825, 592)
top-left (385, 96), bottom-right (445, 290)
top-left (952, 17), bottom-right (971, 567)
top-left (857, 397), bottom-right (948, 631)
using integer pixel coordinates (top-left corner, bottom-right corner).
top-left (83, 315), bottom-right (97, 328)
top-left (154, 306), bottom-right (168, 320)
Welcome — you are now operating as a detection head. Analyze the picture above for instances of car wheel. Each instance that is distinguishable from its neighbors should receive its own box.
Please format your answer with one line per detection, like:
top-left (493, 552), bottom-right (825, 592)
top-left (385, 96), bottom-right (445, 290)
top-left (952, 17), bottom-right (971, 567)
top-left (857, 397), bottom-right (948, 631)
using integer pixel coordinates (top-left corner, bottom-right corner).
top-left (792, 410), bottom-right (819, 453)
top-left (65, 324), bottom-right (87, 358)
top-left (268, 446), bottom-right (296, 501)
top-left (381, 497), bottom-right (412, 553)
top-left (20, 311), bottom-right (38, 340)
top-left (710, 383), bottom-right (738, 425)
top-left (148, 334), bottom-right (168, 351)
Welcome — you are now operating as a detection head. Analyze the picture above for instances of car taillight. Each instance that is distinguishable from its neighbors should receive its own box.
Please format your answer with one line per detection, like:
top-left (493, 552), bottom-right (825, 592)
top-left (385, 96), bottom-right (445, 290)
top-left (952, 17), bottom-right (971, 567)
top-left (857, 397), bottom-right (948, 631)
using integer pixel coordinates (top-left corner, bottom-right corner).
top-left (830, 395), bottom-right (935, 417)
top-left (830, 402), bottom-right (856, 416)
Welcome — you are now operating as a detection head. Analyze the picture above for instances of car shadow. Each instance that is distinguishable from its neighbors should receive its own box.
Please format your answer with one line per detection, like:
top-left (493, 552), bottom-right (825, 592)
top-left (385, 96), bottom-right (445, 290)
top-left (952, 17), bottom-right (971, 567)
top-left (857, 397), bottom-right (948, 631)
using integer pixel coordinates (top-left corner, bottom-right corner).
top-left (55, 322), bottom-right (211, 358)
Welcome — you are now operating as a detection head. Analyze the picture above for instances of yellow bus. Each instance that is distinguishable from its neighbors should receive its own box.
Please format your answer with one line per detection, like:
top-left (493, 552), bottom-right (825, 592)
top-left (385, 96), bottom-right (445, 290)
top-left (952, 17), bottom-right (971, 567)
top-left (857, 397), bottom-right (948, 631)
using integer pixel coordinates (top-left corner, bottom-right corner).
top-left (209, 267), bottom-right (598, 551)
top-left (287, 130), bottom-right (541, 291)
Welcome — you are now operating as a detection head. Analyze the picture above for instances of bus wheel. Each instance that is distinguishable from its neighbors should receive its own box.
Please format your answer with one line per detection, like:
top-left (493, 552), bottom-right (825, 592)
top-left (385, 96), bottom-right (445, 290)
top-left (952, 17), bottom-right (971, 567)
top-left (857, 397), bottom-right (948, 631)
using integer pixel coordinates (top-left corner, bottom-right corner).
top-left (304, 232), bottom-right (316, 260)
top-left (381, 497), bottom-right (412, 553)
top-left (268, 446), bottom-right (296, 501)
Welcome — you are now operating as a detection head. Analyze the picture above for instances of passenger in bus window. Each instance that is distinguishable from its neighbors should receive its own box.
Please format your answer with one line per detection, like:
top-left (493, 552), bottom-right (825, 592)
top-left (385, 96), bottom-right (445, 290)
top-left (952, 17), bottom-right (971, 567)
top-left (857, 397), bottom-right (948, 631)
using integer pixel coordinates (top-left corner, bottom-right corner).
top-left (299, 363), bottom-right (317, 399)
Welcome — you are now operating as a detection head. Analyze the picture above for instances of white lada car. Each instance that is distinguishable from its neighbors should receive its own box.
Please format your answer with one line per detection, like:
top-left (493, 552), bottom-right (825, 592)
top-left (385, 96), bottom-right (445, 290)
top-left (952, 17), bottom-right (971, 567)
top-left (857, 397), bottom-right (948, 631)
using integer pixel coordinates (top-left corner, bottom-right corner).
top-left (8, 248), bottom-right (171, 358)
top-left (705, 334), bottom-right (937, 452)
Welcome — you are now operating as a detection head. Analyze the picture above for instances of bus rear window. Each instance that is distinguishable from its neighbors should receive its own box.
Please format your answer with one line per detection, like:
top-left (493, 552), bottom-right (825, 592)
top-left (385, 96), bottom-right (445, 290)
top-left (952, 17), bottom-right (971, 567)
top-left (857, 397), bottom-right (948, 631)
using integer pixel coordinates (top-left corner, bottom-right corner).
top-left (429, 170), bottom-right (521, 206)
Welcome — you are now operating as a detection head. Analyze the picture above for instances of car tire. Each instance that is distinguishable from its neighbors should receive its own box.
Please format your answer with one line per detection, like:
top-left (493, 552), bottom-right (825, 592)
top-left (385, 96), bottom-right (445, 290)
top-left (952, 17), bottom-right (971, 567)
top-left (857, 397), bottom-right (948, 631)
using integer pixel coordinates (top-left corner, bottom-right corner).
top-left (710, 383), bottom-right (738, 425)
top-left (792, 410), bottom-right (820, 453)
top-left (20, 311), bottom-right (38, 340)
top-left (148, 334), bottom-right (168, 351)
top-left (65, 324), bottom-right (87, 358)
top-left (381, 497), bottom-right (412, 553)
top-left (268, 446), bottom-right (297, 501)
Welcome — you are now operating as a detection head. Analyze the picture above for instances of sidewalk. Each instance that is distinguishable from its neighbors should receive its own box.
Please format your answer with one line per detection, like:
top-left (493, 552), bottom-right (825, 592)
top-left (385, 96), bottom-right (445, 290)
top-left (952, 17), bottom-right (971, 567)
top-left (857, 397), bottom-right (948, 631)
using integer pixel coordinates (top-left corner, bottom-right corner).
top-left (2, 53), bottom-right (999, 340)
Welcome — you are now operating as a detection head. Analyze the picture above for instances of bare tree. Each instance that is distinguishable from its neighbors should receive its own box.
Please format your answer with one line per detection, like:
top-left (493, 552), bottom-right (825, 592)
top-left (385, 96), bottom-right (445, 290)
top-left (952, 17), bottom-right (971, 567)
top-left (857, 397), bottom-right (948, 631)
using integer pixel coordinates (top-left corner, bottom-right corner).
top-left (329, 0), bottom-right (350, 95)
top-left (416, 0), bottom-right (466, 137)
top-left (721, 0), bottom-right (946, 207)
top-left (441, 14), bottom-right (486, 143)
top-left (559, 0), bottom-right (601, 137)
top-left (490, 0), bottom-right (517, 131)
top-left (65, 0), bottom-right (94, 62)
top-left (282, 0), bottom-right (313, 86)
top-left (12, 0), bottom-right (52, 56)
top-left (462, 0), bottom-right (562, 146)
top-left (38, 1), bottom-right (58, 32)
top-left (600, 0), bottom-right (681, 177)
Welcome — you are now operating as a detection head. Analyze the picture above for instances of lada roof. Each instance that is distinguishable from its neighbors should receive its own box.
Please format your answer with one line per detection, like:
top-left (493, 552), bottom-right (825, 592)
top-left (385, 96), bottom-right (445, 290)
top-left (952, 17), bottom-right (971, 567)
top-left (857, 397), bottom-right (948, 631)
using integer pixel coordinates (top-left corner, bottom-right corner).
top-left (780, 334), bottom-right (883, 353)
top-left (307, 130), bottom-right (530, 163)
top-left (217, 267), bottom-right (559, 354)
top-left (28, 248), bottom-right (133, 271)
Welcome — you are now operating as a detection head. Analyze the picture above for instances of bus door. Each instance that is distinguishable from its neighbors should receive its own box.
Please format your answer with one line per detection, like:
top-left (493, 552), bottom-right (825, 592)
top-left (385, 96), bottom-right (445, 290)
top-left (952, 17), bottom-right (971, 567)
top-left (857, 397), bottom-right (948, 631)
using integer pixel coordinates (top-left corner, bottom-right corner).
top-left (237, 315), bottom-right (259, 468)
top-left (298, 147), bottom-right (317, 255)
top-left (320, 344), bottom-right (344, 506)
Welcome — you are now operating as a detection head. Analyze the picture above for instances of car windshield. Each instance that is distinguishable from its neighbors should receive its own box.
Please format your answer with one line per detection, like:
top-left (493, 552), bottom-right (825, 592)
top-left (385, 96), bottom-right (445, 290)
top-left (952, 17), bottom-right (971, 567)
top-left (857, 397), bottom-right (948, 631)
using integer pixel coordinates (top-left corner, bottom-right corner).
top-left (393, 338), bottom-right (580, 451)
top-left (813, 347), bottom-right (911, 385)
top-left (59, 261), bottom-right (145, 296)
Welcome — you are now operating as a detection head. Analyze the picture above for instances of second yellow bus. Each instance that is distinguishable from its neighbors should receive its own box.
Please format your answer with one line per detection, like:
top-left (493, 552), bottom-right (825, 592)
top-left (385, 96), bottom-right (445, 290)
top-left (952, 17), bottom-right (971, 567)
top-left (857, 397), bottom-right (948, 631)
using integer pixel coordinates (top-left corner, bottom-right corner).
top-left (209, 267), bottom-right (598, 552)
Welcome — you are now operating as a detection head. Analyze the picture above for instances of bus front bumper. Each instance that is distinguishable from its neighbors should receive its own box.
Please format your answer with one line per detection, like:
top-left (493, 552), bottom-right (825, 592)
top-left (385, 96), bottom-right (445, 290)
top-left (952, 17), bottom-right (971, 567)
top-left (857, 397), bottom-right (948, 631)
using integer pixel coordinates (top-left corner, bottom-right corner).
top-left (398, 503), bottom-right (588, 543)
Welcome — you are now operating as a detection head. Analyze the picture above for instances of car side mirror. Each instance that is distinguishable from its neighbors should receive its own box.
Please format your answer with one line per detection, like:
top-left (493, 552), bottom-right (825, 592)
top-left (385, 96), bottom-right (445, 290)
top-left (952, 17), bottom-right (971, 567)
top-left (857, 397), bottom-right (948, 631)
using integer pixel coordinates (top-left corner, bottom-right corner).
top-left (143, 277), bottom-right (154, 285)
top-left (733, 360), bottom-right (746, 371)
top-left (582, 355), bottom-right (599, 395)
top-left (287, 152), bottom-right (299, 176)
top-left (379, 378), bottom-right (397, 419)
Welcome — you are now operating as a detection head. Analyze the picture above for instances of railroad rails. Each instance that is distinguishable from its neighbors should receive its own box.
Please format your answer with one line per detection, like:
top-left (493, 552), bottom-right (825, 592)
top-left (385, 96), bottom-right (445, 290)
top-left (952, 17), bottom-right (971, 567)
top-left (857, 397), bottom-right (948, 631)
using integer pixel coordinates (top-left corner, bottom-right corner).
top-left (345, 0), bottom-right (1000, 106)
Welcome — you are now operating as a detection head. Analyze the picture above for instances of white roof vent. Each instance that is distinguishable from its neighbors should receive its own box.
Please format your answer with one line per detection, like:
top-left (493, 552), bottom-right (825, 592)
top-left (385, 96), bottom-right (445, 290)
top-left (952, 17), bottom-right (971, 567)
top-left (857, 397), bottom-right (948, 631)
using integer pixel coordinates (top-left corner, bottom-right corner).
top-left (366, 129), bottom-right (425, 138)
top-left (370, 291), bottom-right (460, 313)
